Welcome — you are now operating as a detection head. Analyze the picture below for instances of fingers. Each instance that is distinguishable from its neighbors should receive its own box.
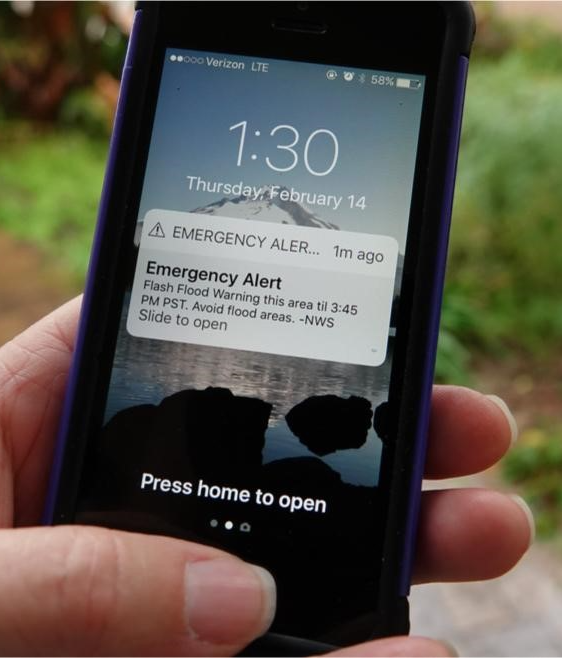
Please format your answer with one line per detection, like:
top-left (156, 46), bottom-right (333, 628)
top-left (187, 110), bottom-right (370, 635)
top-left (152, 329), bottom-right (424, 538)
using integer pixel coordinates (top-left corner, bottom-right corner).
top-left (425, 386), bottom-right (517, 479)
top-left (0, 297), bottom-right (81, 526)
top-left (0, 525), bottom-right (276, 656)
top-left (326, 635), bottom-right (455, 657)
top-left (419, 388), bottom-right (530, 581)
top-left (413, 488), bottom-right (534, 584)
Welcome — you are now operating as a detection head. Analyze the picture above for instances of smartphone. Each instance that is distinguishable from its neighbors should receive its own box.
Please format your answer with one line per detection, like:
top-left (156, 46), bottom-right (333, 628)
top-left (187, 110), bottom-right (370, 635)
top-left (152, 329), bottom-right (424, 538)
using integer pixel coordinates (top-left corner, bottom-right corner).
top-left (45, 2), bottom-right (474, 654)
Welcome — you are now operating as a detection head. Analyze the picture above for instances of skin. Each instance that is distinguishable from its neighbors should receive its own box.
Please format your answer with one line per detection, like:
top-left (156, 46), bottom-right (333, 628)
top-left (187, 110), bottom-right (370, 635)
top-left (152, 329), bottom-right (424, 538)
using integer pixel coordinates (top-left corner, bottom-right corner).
top-left (0, 297), bottom-right (533, 656)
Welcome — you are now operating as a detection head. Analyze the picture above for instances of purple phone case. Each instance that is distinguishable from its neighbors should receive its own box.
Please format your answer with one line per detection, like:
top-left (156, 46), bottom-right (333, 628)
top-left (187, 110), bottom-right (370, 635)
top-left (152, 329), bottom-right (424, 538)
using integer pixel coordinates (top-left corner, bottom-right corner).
top-left (398, 55), bottom-right (470, 595)
top-left (42, 8), bottom-right (145, 525)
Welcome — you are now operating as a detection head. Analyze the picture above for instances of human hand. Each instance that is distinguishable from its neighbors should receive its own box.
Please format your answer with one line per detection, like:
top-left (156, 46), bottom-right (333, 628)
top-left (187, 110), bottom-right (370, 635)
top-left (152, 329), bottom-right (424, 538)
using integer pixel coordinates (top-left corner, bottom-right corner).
top-left (0, 298), bottom-right (533, 656)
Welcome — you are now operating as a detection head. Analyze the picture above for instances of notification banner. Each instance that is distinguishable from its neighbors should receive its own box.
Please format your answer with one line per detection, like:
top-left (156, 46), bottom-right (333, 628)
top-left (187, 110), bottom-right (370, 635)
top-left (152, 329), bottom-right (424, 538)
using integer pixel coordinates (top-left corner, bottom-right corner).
top-left (127, 210), bottom-right (398, 366)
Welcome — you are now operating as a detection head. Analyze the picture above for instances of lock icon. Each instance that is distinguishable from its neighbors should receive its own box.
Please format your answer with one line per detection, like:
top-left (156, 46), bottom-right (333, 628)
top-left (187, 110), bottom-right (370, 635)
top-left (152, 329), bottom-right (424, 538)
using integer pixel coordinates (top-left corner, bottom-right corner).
top-left (240, 522), bottom-right (251, 533)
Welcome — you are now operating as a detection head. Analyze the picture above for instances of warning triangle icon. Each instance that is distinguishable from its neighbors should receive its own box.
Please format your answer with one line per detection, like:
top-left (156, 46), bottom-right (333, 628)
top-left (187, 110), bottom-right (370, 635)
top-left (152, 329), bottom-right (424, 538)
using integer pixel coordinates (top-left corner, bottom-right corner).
top-left (148, 222), bottom-right (165, 238)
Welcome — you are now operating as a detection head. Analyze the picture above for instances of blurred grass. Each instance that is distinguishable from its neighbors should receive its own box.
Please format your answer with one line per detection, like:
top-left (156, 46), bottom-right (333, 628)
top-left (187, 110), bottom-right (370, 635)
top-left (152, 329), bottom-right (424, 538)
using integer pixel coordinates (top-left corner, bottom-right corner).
top-left (0, 122), bottom-right (107, 281)
top-left (435, 48), bottom-right (562, 380)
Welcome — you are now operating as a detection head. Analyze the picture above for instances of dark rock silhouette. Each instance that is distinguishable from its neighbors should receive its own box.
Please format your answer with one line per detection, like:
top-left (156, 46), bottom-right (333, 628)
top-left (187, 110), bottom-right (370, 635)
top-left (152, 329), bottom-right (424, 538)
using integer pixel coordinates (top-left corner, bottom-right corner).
top-left (373, 401), bottom-right (390, 442)
top-left (148, 386), bottom-right (271, 475)
top-left (285, 394), bottom-right (372, 455)
top-left (83, 387), bottom-right (271, 509)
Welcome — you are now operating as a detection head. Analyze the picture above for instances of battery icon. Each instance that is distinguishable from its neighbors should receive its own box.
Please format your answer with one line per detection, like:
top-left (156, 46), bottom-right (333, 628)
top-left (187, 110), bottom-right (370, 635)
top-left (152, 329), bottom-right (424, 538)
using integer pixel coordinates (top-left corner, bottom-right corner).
top-left (396, 77), bottom-right (421, 90)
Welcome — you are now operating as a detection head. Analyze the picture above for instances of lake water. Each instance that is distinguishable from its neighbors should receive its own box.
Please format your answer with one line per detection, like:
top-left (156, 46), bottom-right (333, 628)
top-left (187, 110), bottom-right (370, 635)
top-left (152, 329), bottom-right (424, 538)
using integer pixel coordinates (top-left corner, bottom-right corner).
top-left (105, 303), bottom-right (392, 487)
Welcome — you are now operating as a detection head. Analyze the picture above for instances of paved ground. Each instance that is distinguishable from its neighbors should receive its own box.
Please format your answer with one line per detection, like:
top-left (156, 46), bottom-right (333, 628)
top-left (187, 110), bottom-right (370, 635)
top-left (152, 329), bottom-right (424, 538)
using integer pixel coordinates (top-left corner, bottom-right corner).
top-left (410, 542), bottom-right (562, 656)
top-left (410, 476), bottom-right (562, 656)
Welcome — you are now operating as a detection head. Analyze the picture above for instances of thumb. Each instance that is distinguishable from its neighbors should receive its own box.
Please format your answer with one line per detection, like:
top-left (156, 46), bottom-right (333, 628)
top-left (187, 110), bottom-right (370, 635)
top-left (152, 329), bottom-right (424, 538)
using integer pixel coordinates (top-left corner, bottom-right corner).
top-left (0, 526), bottom-right (276, 656)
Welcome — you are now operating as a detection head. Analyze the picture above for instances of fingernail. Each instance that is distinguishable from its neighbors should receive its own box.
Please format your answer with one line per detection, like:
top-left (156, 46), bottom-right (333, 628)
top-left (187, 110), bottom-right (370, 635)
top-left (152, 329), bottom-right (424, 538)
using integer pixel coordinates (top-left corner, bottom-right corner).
top-left (486, 394), bottom-right (519, 446)
top-left (185, 558), bottom-right (276, 645)
top-left (509, 494), bottom-right (536, 549)
top-left (437, 639), bottom-right (459, 657)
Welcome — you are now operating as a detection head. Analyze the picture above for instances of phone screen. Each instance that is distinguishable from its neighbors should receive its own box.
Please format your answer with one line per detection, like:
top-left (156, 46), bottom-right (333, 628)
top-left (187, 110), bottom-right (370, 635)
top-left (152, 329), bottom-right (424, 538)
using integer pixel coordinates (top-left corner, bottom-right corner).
top-left (77, 48), bottom-right (426, 638)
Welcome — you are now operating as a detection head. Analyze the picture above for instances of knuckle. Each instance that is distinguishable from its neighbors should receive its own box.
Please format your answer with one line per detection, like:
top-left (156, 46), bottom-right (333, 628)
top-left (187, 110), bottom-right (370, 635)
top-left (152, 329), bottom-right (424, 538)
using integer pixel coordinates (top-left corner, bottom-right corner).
top-left (50, 528), bottom-right (123, 646)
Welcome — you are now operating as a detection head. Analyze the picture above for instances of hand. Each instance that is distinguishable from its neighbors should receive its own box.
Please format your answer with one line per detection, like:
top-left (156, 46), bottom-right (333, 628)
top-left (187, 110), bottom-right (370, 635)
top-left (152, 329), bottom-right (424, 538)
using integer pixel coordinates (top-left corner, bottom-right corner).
top-left (0, 298), bottom-right (533, 656)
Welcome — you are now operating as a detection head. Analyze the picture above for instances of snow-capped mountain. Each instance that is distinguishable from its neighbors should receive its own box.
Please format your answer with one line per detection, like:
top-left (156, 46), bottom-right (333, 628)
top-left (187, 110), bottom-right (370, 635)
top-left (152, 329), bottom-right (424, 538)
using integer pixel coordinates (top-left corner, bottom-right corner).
top-left (191, 186), bottom-right (340, 230)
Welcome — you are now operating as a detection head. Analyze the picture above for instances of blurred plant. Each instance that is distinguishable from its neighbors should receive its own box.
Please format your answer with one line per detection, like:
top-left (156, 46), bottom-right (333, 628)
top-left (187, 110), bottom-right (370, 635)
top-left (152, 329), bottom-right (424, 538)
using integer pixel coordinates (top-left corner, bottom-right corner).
top-left (503, 424), bottom-right (562, 539)
top-left (0, 125), bottom-right (107, 280)
top-left (58, 87), bottom-right (109, 139)
top-left (473, 1), bottom-right (562, 70)
top-left (437, 37), bottom-right (562, 380)
top-left (0, 1), bottom-right (127, 129)
top-left (435, 290), bottom-right (475, 384)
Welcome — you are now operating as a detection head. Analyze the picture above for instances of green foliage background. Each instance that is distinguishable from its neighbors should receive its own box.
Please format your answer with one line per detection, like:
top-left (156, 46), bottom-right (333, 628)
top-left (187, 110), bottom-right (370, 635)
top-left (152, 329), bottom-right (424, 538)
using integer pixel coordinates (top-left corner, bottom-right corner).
top-left (0, 124), bottom-right (107, 280)
top-left (443, 55), bottom-right (562, 358)
top-left (436, 45), bottom-right (562, 380)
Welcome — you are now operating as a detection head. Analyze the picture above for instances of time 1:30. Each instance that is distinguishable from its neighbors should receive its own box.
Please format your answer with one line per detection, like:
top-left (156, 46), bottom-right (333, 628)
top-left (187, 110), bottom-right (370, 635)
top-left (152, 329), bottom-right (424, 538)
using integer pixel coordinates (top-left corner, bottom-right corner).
top-left (229, 121), bottom-right (339, 177)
